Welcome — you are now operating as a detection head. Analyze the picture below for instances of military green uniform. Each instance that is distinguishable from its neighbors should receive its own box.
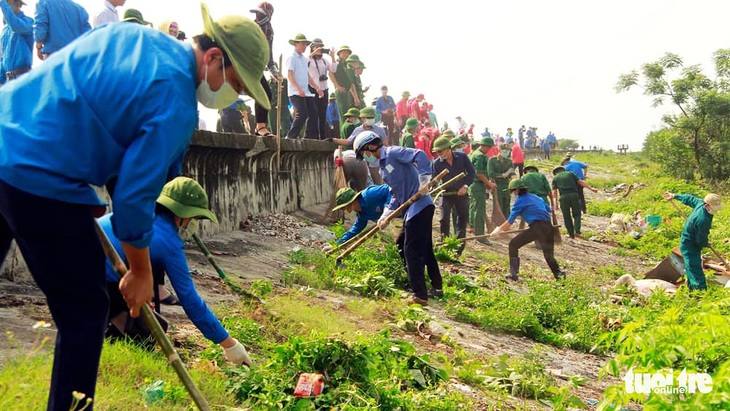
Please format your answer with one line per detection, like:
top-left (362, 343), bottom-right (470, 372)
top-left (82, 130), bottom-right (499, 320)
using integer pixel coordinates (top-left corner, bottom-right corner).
top-left (340, 120), bottom-right (360, 139)
top-left (522, 171), bottom-right (551, 204)
top-left (487, 156), bottom-right (514, 217)
top-left (676, 194), bottom-right (714, 290)
top-left (353, 73), bottom-right (365, 109)
top-left (400, 132), bottom-right (415, 148)
top-left (333, 60), bottom-right (355, 124)
top-left (551, 171), bottom-right (582, 237)
top-left (469, 150), bottom-right (489, 235)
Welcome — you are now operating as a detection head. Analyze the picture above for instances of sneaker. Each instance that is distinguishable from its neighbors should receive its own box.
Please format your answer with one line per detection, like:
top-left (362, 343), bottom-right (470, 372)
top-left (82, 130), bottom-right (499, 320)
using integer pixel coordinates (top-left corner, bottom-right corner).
top-left (428, 288), bottom-right (444, 298)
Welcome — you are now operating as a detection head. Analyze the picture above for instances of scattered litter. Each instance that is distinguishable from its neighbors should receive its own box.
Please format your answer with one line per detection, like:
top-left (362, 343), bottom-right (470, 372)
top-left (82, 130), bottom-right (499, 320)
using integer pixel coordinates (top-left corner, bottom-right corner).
top-left (293, 373), bottom-right (324, 398)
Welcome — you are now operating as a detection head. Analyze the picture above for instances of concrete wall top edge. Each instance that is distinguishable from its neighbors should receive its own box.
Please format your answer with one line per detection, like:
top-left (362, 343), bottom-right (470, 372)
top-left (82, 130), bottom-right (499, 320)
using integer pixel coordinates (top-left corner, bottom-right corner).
top-left (191, 130), bottom-right (338, 153)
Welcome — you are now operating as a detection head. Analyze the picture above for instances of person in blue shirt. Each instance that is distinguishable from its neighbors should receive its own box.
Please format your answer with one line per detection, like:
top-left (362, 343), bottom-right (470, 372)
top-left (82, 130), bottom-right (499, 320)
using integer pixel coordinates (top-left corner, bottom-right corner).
top-left (0, 0), bottom-right (33, 83)
top-left (541, 139), bottom-right (551, 159)
top-left (432, 136), bottom-right (476, 256)
top-left (0, 6), bottom-right (270, 410)
top-left (375, 85), bottom-right (397, 145)
top-left (326, 92), bottom-right (340, 139)
top-left (354, 131), bottom-right (443, 305)
top-left (322, 185), bottom-right (390, 252)
top-left (562, 156), bottom-right (589, 212)
top-left (663, 191), bottom-right (723, 290)
top-left (101, 177), bottom-right (252, 365)
top-left (33, 0), bottom-right (91, 60)
top-left (490, 179), bottom-right (565, 281)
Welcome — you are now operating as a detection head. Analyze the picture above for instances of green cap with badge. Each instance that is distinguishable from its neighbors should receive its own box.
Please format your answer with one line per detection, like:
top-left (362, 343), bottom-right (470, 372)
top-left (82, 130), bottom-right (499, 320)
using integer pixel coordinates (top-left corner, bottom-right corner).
top-left (201, 3), bottom-right (271, 110)
top-left (157, 177), bottom-right (218, 223)
top-left (332, 187), bottom-right (361, 211)
top-left (441, 129), bottom-right (455, 139)
top-left (359, 106), bottom-right (376, 118)
top-left (405, 117), bottom-right (419, 130)
top-left (507, 178), bottom-right (527, 191)
top-left (478, 136), bottom-right (495, 147)
top-left (288, 33), bottom-right (312, 45)
top-left (344, 107), bottom-right (361, 117)
top-left (450, 137), bottom-right (464, 148)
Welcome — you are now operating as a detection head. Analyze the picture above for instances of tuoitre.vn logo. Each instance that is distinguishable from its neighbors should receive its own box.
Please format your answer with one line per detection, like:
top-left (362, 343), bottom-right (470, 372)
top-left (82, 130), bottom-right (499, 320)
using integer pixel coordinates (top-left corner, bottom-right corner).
top-left (623, 368), bottom-right (713, 395)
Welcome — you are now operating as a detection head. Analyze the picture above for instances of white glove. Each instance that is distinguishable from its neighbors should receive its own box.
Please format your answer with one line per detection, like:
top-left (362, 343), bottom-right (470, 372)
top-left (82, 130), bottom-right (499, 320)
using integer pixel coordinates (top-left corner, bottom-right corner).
top-left (490, 226), bottom-right (503, 236)
top-left (418, 174), bottom-right (432, 186)
top-left (322, 243), bottom-right (334, 253)
top-left (224, 338), bottom-right (252, 367)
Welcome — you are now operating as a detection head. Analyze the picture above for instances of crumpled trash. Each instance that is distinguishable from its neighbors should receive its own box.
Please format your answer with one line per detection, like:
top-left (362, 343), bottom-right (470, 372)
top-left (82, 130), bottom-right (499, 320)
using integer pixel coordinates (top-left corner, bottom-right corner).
top-left (142, 380), bottom-right (166, 405)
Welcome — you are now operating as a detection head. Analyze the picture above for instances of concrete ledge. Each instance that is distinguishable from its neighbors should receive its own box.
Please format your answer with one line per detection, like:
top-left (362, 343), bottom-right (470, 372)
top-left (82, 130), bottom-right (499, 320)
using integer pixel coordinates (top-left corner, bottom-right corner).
top-left (191, 130), bottom-right (336, 152)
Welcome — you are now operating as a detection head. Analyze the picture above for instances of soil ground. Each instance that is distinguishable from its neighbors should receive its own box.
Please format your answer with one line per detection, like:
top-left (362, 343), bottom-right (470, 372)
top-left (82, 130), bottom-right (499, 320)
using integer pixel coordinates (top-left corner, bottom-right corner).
top-left (0, 186), bottom-right (655, 409)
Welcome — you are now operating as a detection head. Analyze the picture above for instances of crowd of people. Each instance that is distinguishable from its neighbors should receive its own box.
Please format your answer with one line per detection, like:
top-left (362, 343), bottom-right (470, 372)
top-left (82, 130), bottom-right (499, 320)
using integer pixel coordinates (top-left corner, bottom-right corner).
top-left (0, 3), bottom-right (723, 411)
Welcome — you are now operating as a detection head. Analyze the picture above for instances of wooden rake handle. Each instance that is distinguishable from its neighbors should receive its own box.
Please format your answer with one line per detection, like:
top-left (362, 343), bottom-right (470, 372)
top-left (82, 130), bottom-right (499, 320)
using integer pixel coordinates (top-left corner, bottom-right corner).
top-left (336, 169), bottom-right (450, 261)
top-left (94, 222), bottom-right (212, 411)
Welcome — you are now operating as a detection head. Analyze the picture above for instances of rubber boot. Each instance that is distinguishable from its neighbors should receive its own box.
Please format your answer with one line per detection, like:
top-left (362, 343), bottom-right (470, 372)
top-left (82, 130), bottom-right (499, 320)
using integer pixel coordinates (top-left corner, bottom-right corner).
top-left (506, 257), bottom-right (519, 281)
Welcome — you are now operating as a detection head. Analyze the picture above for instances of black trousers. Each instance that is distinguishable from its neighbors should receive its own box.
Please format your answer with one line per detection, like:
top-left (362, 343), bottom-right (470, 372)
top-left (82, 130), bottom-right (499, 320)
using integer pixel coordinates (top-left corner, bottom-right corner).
top-left (440, 195), bottom-right (468, 255)
top-left (0, 180), bottom-right (108, 411)
top-left (313, 88), bottom-right (329, 139)
top-left (577, 185), bottom-right (586, 213)
top-left (395, 205), bottom-right (442, 299)
top-left (254, 75), bottom-right (273, 125)
top-left (508, 220), bottom-right (561, 276)
top-left (287, 95), bottom-right (319, 139)
top-left (220, 109), bottom-right (246, 133)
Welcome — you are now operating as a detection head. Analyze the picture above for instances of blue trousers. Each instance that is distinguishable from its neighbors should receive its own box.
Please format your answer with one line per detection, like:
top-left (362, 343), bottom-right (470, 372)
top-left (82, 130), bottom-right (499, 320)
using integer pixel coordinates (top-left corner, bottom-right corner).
top-left (680, 241), bottom-right (706, 290)
top-left (0, 180), bottom-right (108, 411)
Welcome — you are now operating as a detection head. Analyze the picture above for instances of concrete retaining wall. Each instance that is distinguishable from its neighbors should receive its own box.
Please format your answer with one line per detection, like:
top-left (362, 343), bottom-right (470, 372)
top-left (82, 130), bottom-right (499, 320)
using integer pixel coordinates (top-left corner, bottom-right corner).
top-left (1, 131), bottom-right (337, 280)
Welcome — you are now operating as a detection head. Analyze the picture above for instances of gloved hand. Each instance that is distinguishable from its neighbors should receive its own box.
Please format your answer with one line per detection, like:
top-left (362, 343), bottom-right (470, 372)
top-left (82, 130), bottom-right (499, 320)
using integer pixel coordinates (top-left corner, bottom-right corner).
top-left (224, 338), bottom-right (252, 367)
top-left (490, 226), bottom-right (503, 236)
top-left (322, 243), bottom-right (334, 253)
top-left (334, 157), bottom-right (344, 167)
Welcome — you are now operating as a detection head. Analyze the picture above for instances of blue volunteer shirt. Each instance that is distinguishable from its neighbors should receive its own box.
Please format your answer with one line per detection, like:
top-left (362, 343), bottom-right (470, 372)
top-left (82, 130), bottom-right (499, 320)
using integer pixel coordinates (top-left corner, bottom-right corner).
top-left (0, 2), bottom-right (33, 72)
top-left (564, 159), bottom-right (587, 180)
top-left (99, 213), bottom-right (229, 344)
top-left (375, 95), bottom-right (396, 114)
top-left (326, 101), bottom-right (339, 126)
top-left (379, 146), bottom-right (433, 221)
top-left (337, 184), bottom-right (390, 244)
top-left (34, 0), bottom-right (91, 54)
top-left (507, 193), bottom-right (552, 225)
top-left (0, 23), bottom-right (197, 248)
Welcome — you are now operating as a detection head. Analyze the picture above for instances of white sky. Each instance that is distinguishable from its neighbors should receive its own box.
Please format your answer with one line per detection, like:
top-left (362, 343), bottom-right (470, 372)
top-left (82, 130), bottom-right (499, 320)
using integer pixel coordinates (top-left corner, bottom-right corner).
top-left (19, 0), bottom-right (730, 150)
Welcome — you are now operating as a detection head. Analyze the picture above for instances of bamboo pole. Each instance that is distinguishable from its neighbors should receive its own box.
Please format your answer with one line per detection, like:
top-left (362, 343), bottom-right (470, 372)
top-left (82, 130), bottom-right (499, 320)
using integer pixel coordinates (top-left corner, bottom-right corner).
top-left (668, 199), bottom-right (729, 267)
top-left (336, 169), bottom-right (450, 262)
top-left (276, 54), bottom-right (283, 169)
top-left (94, 222), bottom-right (211, 411)
top-left (191, 233), bottom-right (262, 303)
top-left (434, 225), bottom-right (561, 247)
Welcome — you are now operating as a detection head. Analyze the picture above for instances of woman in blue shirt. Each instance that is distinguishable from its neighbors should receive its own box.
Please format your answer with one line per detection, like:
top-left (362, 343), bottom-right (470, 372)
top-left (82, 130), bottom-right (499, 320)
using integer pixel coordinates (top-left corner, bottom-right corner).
top-left (491, 179), bottom-right (565, 281)
top-left (101, 177), bottom-right (252, 366)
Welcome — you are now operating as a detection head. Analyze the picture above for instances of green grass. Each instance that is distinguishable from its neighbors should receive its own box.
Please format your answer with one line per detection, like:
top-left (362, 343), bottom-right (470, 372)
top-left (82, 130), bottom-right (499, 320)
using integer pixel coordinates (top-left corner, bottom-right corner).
top-left (0, 339), bottom-right (235, 410)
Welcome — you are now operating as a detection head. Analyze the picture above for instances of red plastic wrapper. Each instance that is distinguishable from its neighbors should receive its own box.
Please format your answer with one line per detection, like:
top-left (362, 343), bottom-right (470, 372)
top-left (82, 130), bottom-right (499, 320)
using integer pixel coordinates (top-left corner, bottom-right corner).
top-left (293, 373), bottom-right (324, 398)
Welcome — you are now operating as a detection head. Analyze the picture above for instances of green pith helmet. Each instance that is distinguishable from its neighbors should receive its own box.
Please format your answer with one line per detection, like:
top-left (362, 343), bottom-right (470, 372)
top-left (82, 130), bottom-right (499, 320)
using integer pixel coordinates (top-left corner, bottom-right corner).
top-left (553, 166), bottom-right (565, 175)
top-left (524, 165), bottom-right (538, 173)
top-left (337, 45), bottom-right (352, 55)
top-left (329, 92), bottom-right (335, 99)
top-left (402, 90), bottom-right (410, 98)
top-left (441, 129), bottom-right (455, 139)
top-left (450, 137), bottom-right (464, 148)
top-left (122, 8), bottom-right (151, 25)
top-left (479, 136), bottom-right (495, 147)
top-left (344, 107), bottom-right (361, 117)
top-left (157, 177), bottom-right (218, 223)
top-left (561, 156), bottom-right (571, 165)
top-left (359, 106), bottom-right (376, 118)
top-left (508, 178), bottom-right (527, 191)
top-left (346, 54), bottom-right (361, 64)
top-left (405, 117), bottom-right (419, 130)
top-left (332, 187), bottom-right (361, 211)
top-left (433, 137), bottom-right (451, 152)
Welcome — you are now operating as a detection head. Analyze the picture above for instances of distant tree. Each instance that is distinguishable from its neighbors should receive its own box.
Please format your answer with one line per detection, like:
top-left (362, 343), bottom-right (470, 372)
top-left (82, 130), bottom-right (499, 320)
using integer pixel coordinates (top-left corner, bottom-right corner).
top-left (642, 128), bottom-right (695, 180)
top-left (558, 139), bottom-right (579, 150)
top-left (616, 50), bottom-right (730, 181)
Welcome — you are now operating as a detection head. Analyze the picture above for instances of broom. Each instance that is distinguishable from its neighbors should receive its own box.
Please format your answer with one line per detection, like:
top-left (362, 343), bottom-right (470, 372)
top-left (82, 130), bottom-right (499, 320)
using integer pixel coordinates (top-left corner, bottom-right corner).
top-left (551, 195), bottom-right (562, 245)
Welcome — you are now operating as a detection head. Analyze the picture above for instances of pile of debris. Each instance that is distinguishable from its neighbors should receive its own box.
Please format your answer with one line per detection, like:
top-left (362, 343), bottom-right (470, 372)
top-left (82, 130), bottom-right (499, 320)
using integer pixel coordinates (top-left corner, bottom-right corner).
top-left (238, 213), bottom-right (334, 246)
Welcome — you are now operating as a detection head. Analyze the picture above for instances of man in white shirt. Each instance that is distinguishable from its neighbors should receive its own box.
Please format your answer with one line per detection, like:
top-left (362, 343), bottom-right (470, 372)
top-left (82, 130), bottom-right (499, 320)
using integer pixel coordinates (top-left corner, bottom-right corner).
top-left (285, 33), bottom-right (322, 139)
top-left (93, 0), bottom-right (125, 28)
top-left (307, 38), bottom-right (336, 140)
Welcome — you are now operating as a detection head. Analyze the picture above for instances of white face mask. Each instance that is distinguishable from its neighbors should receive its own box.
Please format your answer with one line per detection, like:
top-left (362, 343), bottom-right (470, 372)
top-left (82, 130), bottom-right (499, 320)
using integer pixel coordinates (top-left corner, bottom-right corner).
top-left (196, 57), bottom-right (239, 109)
top-left (706, 204), bottom-right (718, 215)
top-left (454, 148), bottom-right (464, 153)
top-left (364, 118), bottom-right (375, 127)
